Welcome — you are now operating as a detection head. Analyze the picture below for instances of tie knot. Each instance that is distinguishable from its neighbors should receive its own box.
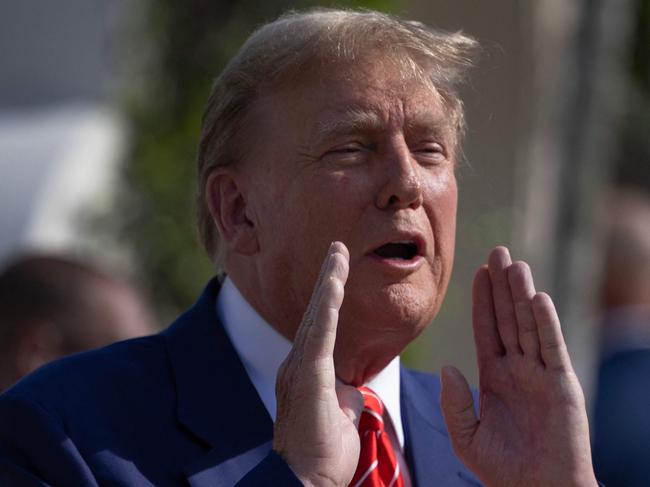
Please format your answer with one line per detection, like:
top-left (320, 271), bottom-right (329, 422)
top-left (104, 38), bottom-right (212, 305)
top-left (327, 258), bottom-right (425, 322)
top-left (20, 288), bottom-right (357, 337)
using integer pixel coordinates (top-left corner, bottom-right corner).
top-left (357, 386), bottom-right (385, 433)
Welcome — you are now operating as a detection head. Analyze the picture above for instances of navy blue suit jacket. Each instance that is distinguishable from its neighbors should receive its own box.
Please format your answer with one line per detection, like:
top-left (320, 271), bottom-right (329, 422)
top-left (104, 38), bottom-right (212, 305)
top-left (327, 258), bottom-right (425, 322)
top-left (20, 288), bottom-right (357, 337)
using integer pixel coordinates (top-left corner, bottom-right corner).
top-left (0, 280), bottom-right (480, 486)
top-left (592, 348), bottom-right (650, 487)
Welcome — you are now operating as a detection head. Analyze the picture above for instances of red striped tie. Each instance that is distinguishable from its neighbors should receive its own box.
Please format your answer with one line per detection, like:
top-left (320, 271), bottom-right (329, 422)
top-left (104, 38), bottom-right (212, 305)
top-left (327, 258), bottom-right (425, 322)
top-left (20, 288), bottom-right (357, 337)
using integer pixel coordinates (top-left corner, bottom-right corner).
top-left (349, 386), bottom-right (405, 487)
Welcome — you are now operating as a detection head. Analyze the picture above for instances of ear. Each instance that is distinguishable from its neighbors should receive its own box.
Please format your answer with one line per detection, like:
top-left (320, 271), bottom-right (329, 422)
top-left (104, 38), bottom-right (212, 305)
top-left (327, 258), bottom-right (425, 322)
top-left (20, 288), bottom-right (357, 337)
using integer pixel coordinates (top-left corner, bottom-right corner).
top-left (205, 169), bottom-right (259, 256)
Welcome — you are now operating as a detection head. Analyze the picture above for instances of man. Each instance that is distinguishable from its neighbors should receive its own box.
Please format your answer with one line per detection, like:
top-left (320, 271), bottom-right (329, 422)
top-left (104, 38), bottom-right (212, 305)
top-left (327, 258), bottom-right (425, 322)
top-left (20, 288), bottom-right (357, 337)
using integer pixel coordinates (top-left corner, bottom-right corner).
top-left (0, 254), bottom-right (155, 392)
top-left (592, 190), bottom-right (650, 486)
top-left (0, 9), bottom-right (598, 486)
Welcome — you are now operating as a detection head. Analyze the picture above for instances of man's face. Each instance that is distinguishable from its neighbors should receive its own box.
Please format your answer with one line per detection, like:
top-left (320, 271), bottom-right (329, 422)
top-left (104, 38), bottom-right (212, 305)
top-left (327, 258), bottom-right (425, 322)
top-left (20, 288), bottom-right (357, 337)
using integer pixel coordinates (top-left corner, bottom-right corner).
top-left (237, 61), bottom-right (458, 379)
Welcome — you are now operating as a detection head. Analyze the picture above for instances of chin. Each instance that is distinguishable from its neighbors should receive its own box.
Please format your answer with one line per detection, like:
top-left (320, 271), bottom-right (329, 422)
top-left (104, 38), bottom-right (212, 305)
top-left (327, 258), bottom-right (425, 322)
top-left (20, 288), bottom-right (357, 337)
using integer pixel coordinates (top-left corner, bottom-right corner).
top-left (342, 281), bottom-right (438, 344)
top-left (334, 289), bottom-right (433, 384)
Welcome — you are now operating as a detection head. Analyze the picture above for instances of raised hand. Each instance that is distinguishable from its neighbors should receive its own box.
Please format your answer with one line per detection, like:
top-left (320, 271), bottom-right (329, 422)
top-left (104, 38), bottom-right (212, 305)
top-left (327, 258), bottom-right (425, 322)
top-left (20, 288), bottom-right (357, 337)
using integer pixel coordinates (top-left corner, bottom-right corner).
top-left (272, 241), bottom-right (363, 487)
top-left (440, 246), bottom-right (597, 487)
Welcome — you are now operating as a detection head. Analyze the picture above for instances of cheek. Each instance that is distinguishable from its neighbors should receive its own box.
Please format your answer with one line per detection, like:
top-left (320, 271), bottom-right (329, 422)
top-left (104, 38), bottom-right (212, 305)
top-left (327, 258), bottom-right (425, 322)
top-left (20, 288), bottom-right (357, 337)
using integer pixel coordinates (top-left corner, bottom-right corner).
top-left (303, 171), bottom-right (372, 221)
top-left (324, 171), bottom-right (368, 196)
top-left (425, 166), bottom-right (457, 197)
top-left (423, 169), bottom-right (458, 225)
top-left (273, 173), bottom-right (359, 250)
top-left (423, 170), bottom-right (458, 282)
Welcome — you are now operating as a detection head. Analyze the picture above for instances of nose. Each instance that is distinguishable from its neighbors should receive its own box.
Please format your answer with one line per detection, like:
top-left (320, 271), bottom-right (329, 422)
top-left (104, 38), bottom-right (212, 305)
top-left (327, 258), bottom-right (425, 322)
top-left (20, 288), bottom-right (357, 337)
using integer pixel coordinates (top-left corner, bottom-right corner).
top-left (375, 144), bottom-right (423, 210)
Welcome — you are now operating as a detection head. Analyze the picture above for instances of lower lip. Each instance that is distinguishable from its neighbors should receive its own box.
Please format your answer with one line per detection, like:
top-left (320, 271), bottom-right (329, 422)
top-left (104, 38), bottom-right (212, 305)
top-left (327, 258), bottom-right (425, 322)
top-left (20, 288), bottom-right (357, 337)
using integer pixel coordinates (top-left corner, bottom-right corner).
top-left (365, 253), bottom-right (425, 273)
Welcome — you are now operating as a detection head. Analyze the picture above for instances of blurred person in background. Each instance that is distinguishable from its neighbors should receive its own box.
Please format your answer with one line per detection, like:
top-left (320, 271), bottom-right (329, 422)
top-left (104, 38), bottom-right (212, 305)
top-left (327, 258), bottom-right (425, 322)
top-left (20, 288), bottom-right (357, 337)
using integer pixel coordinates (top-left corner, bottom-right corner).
top-left (0, 254), bottom-right (155, 392)
top-left (592, 189), bottom-right (650, 487)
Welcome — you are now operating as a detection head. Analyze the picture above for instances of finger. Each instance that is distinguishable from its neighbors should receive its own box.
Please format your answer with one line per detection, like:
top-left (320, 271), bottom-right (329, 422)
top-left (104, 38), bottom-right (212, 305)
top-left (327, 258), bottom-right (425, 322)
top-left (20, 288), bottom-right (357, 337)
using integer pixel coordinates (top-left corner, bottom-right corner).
top-left (472, 265), bottom-right (505, 365)
top-left (336, 384), bottom-right (364, 428)
top-left (487, 246), bottom-right (521, 355)
top-left (302, 244), bottom-right (350, 362)
top-left (293, 241), bottom-right (346, 350)
top-left (306, 242), bottom-right (350, 319)
top-left (507, 261), bottom-right (541, 362)
top-left (532, 292), bottom-right (570, 370)
top-left (440, 366), bottom-right (478, 456)
top-left (305, 243), bottom-right (338, 323)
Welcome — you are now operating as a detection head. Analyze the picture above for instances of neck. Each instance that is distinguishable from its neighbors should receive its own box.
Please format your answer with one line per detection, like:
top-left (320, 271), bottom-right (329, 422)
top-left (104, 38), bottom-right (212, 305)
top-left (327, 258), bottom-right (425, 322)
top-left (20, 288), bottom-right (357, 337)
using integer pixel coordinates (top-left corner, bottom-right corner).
top-left (226, 262), bottom-right (406, 386)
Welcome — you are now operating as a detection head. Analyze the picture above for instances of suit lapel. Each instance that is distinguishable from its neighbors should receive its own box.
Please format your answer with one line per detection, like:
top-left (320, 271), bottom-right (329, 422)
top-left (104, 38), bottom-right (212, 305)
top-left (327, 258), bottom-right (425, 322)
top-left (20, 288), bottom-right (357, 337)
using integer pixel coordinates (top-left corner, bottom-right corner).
top-left (401, 368), bottom-right (482, 486)
top-left (163, 279), bottom-right (274, 487)
top-left (185, 441), bottom-right (274, 487)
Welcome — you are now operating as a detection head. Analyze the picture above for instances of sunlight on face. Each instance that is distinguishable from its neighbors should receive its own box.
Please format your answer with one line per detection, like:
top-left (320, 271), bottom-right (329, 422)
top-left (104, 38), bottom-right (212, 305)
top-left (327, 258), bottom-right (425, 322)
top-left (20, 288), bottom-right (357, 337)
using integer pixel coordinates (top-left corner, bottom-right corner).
top-left (237, 61), bottom-right (458, 373)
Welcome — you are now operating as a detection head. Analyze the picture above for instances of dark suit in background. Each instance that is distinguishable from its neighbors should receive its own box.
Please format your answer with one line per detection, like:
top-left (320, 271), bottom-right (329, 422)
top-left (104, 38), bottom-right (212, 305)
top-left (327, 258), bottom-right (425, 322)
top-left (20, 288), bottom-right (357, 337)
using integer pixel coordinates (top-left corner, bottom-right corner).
top-left (592, 310), bottom-right (650, 487)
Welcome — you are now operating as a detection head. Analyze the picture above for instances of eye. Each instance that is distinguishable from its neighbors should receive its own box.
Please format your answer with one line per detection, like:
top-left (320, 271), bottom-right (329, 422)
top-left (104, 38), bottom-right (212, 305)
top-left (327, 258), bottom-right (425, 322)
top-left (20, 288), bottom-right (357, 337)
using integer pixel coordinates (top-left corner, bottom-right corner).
top-left (414, 142), bottom-right (447, 164)
top-left (332, 146), bottom-right (362, 154)
top-left (321, 142), bottom-right (373, 164)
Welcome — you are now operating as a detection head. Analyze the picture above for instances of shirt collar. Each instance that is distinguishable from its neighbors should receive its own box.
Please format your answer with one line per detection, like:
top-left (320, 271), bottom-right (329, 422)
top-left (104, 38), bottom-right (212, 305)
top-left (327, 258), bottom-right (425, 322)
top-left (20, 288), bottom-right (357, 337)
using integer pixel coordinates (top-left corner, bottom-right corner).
top-left (216, 276), bottom-right (404, 448)
top-left (365, 354), bottom-right (404, 447)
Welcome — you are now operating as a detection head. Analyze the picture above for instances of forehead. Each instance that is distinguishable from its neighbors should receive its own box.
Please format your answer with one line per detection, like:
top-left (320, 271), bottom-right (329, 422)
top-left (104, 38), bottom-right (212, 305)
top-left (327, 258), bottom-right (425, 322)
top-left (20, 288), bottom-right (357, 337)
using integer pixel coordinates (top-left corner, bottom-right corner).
top-left (308, 61), bottom-right (439, 108)
top-left (236, 59), bottom-right (456, 172)
top-left (270, 61), bottom-right (449, 135)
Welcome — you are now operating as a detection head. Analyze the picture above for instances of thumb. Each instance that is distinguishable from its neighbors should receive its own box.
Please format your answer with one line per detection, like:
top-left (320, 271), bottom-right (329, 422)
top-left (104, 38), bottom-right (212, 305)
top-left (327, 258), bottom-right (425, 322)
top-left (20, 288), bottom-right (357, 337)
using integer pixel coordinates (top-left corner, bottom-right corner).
top-left (440, 365), bottom-right (478, 455)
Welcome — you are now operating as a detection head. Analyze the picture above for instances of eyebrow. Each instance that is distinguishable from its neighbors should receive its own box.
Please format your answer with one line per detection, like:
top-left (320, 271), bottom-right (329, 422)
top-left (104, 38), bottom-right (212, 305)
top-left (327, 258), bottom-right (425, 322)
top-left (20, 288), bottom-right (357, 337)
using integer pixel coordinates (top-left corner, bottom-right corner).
top-left (312, 107), bottom-right (384, 146)
top-left (312, 105), bottom-right (452, 147)
top-left (405, 107), bottom-right (451, 136)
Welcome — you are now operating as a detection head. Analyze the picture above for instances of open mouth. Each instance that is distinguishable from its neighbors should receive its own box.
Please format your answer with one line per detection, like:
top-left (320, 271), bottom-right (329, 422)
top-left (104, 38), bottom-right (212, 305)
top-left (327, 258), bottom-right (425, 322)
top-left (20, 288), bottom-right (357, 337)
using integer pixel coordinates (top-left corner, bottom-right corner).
top-left (373, 242), bottom-right (419, 260)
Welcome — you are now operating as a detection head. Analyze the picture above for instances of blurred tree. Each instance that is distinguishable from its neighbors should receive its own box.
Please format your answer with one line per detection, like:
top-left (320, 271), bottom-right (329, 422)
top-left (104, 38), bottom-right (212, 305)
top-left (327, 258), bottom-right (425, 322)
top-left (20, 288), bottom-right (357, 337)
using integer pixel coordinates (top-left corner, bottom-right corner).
top-left (118, 0), bottom-right (398, 321)
top-left (614, 0), bottom-right (650, 190)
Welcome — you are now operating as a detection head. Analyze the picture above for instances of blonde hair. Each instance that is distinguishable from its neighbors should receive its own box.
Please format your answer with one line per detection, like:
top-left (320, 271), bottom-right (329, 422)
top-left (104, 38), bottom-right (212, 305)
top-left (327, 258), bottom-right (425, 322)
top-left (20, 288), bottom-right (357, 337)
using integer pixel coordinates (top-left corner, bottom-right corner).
top-left (197, 8), bottom-right (478, 270)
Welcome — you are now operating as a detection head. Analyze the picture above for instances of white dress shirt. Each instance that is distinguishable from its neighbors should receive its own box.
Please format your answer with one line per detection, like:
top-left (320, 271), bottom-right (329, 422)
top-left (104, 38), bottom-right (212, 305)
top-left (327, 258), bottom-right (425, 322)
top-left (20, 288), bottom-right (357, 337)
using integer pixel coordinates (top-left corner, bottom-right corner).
top-left (216, 276), bottom-right (407, 451)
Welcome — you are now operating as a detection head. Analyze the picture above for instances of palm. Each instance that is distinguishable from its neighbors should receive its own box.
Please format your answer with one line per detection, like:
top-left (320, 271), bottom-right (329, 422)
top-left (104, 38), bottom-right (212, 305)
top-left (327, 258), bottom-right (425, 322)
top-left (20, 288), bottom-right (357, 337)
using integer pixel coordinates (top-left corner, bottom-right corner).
top-left (473, 357), bottom-right (588, 485)
top-left (286, 374), bottom-right (361, 481)
top-left (441, 247), bottom-right (595, 487)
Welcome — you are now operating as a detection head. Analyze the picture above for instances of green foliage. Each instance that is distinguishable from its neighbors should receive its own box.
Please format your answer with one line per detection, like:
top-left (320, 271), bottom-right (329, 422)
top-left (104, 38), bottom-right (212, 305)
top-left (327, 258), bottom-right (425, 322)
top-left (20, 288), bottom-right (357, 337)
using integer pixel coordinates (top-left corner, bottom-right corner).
top-left (119, 0), bottom-right (400, 322)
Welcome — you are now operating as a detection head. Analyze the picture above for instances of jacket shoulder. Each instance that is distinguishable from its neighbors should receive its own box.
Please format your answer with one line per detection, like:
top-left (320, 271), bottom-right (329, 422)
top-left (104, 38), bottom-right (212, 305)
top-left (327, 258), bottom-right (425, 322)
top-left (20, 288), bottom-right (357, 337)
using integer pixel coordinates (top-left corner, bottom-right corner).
top-left (1, 333), bottom-right (171, 422)
top-left (403, 367), bottom-right (479, 398)
top-left (403, 368), bottom-right (443, 393)
top-left (401, 367), bottom-right (480, 429)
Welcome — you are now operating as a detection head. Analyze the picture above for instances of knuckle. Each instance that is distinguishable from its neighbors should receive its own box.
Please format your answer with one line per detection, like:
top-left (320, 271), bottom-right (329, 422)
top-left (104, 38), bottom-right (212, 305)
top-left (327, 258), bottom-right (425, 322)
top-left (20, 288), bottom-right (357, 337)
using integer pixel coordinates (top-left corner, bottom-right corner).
top-left (533, 292), bottom-right (551, 306)
top-left (507, 261), bottom-right (530, 284)
top-left (512, 260), bottom-right (530, 273)
top-left (541, 338), bottom-right (563, 352)
top-left (331, 279), bottom-right (344, 294)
